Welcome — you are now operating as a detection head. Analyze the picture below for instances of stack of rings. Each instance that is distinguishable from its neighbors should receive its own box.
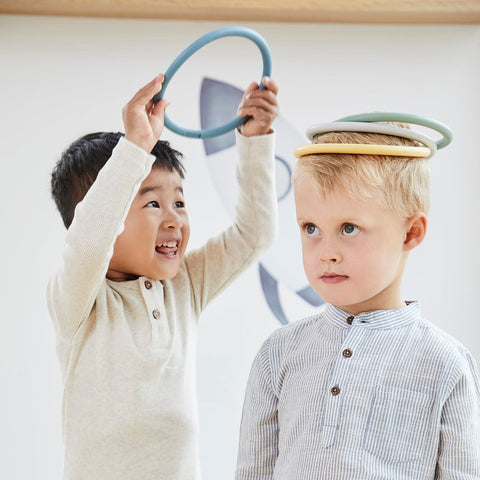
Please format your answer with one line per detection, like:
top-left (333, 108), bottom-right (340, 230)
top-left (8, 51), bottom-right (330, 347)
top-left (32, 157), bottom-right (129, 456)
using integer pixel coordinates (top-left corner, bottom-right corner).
top-left (293, 113), bottom-right (453, 159)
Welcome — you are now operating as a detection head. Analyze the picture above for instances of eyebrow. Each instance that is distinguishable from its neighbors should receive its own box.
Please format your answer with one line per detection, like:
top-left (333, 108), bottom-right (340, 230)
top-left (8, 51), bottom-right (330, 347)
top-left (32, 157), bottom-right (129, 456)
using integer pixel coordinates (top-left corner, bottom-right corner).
top-left (139, 185), bottom-right (184, 196)
top-left (296, 216), bottom-right (364, 225)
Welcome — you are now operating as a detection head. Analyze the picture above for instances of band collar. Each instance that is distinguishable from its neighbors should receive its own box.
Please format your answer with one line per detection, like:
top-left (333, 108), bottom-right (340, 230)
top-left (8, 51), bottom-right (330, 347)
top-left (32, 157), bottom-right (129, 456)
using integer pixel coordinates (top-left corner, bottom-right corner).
top-left (324, 301), bottom-right (421, 330)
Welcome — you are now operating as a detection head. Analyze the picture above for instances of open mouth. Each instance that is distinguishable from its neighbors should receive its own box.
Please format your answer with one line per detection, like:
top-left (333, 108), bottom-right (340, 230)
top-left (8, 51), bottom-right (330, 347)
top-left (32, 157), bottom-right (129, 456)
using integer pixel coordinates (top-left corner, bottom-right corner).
top-left (155, 241), bottom-right (179, 257)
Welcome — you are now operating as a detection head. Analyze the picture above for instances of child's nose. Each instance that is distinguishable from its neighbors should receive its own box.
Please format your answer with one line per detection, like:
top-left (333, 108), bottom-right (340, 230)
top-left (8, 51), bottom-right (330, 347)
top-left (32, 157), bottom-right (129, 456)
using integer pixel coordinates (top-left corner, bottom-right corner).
top-left (319, 239), bottom-right (342, 264)
top-left (162, 210), bottom-right (182, 229)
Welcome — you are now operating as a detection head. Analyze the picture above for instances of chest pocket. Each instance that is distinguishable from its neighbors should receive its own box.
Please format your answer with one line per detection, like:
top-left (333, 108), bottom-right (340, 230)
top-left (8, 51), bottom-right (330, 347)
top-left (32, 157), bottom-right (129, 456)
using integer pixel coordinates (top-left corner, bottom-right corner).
top-left (363, 384), bottom-right (432, 463)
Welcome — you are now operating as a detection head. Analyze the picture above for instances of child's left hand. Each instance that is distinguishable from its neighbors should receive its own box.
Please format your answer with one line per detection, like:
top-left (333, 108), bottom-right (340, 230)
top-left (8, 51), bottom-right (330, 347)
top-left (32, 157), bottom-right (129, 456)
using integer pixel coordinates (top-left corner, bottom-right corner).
top-left (237, 77), bottom-right (279, 137)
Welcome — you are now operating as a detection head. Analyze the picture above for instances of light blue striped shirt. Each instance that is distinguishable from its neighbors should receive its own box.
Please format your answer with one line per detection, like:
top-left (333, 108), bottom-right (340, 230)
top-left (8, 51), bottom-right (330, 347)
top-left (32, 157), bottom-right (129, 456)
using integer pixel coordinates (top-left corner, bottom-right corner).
top-left (235, 302), bottom-right (480, 479)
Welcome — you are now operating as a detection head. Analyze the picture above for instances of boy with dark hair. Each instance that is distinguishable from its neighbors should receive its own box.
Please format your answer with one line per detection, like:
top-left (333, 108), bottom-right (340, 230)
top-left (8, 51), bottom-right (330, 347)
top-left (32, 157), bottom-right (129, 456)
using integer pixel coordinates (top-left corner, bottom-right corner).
top-left (48, 74), bottom-right (279, 480)
top-left (52, 131), bottom-right (185, 229)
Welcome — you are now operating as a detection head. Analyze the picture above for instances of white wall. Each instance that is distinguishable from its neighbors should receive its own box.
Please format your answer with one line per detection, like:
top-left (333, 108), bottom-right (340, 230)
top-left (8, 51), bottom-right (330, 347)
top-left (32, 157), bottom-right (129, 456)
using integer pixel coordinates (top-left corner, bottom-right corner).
top-left (1, 14), bottom-right (479, 479)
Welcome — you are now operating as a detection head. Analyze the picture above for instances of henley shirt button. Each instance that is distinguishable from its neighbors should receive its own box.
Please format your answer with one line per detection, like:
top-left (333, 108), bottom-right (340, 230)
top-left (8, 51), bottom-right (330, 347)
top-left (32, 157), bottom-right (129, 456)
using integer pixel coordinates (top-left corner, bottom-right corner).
top-left (144, 280), bottom-right (152, 289)
top-left (343, 349), bottom-right (353, 358)
top-left (152, 309), bottom-right (161, 319)
top-left (346, 316), bottom-right (354, 325)
top-left (331, 386), bottom-right (340, 396)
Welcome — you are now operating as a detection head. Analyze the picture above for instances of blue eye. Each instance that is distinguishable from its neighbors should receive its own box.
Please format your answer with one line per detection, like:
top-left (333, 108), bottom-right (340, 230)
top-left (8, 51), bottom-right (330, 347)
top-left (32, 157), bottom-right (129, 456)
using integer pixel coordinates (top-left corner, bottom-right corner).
top-left (305, 224), bottom-right (319, 237)
top-left (343, 223), bottom-right (360, 236)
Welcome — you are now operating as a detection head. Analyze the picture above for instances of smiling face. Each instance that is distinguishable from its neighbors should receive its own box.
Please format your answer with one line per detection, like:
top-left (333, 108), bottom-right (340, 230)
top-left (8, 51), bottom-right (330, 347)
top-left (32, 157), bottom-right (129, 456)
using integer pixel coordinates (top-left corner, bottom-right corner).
top-left (107, 167), bottom-right (190, 282)
top-left (294, 173), bottom-right (422, 315)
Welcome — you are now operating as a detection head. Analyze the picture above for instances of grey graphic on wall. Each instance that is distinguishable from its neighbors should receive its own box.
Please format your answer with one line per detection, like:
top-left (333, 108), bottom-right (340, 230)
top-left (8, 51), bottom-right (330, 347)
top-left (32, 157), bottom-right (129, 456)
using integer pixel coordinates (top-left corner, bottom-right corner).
top-left (200, 78), bottom-right (324, 324)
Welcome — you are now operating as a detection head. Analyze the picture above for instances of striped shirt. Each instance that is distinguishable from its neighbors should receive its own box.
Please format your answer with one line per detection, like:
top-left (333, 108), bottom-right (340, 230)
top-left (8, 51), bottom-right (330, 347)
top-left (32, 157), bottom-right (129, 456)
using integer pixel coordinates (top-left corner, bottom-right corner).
top-left (235, 302), bottom-right (480, 479)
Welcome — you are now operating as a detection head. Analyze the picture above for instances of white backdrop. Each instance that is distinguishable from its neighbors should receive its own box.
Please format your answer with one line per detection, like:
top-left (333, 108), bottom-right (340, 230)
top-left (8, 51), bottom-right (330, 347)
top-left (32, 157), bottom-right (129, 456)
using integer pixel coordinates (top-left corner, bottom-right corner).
top-left (1, 15), bottom-right (479, 479)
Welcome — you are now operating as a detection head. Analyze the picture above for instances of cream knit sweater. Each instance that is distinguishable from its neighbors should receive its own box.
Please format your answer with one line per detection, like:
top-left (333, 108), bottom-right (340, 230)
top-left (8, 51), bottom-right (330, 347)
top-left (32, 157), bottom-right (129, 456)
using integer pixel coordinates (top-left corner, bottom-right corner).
top-left (47, 132), bottom-right (277, 480)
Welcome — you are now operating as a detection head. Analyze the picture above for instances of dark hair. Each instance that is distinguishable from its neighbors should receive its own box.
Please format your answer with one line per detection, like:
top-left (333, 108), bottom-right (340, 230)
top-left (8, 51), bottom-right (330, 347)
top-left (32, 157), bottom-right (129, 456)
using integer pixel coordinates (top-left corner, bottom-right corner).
top-left (51, 132), bottom-right (185, 228)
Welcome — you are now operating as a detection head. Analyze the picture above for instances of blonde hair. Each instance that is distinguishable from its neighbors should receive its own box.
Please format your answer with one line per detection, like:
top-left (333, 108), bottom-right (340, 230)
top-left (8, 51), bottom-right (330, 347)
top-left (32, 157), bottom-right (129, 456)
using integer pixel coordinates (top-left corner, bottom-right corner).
top-left (291, 125), bottom-right (431, 218)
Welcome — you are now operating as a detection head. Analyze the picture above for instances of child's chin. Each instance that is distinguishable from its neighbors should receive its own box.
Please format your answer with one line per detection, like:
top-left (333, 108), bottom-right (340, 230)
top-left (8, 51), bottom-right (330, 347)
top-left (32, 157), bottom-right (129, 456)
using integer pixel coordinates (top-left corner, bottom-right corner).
top-left (154, 268), bottom-right (180, 281)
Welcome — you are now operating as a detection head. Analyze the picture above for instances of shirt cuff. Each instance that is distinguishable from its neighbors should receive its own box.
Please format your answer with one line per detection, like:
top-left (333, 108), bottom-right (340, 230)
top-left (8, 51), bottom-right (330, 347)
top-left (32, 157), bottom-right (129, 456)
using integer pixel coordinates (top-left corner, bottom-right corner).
top-left (235, 128), bottom-right (276, 162)
top-left (118, 136), bottom-right (157, 161)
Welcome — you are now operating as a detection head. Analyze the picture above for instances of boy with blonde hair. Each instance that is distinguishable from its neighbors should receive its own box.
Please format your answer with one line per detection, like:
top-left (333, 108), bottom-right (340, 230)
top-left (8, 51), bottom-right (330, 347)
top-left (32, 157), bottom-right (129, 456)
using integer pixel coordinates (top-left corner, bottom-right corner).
top-left (48, 74), bottom-right (279, 480)
top-left (235, 118), bottom-right (480, 479)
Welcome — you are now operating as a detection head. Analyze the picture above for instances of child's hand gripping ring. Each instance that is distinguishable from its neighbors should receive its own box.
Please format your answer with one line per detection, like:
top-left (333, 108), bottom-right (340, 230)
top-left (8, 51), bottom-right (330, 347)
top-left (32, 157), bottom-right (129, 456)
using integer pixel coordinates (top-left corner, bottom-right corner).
top-left (153, 26), bottom-right (272, 139)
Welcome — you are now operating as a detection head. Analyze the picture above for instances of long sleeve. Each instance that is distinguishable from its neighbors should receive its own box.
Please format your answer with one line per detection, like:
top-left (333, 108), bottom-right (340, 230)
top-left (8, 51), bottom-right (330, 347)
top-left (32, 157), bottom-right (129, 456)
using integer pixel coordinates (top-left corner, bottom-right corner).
top-left (47, 130), bottom-right (278, 480)
top-left (435, 351), bottom-right (480, 479)
top-left (47, 137), bottom-right (155, 342)
top-left (236, 340), bottom-right (279, 480)
top-left (235, 305), bottom-right (480, 480)
top-left (182, 129), bottom-right (278, 314)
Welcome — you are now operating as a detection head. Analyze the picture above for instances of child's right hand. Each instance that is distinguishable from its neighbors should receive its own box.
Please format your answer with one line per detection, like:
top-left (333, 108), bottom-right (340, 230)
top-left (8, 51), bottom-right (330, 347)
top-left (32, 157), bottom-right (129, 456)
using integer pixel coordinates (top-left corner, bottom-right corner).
top-left (122, 74), bottom-right (170, 153)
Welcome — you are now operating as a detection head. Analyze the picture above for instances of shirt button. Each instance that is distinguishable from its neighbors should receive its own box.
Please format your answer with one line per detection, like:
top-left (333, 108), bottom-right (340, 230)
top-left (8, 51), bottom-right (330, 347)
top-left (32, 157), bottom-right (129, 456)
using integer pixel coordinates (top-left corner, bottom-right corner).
top-left (343, 349), bottom-right (353, 358)
top-left (331, 386), bottom-right (340, 396)
top-left (346, 316), bottom-right (354, 325)
top-left (152, 309), bottom-right (161, 319)
top-left (144, 280), bottom-right (152, 289)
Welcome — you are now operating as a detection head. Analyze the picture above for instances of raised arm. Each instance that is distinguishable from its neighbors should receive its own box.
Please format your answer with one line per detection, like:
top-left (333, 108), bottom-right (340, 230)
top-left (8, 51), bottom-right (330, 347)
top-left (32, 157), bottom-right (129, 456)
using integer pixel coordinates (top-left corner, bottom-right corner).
top-left (183, 78), bottom-right (279, 312)
top-left (47, 76), bottom-right (168, 341)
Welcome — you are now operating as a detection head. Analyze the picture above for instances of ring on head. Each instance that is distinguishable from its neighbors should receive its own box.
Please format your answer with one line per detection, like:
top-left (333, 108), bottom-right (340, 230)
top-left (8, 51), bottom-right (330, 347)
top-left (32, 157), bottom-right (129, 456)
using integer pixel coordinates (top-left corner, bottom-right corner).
top-left (294, 113), bottom-right (452, 160)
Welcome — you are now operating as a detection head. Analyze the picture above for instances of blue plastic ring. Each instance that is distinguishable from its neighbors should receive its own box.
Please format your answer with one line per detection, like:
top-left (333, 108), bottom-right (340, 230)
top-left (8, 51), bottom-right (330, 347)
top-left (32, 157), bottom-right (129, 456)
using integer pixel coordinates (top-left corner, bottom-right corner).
top-left (335, 112), bottom-right (453, 150)
top-left (153, 26), bottom-right (272, 138)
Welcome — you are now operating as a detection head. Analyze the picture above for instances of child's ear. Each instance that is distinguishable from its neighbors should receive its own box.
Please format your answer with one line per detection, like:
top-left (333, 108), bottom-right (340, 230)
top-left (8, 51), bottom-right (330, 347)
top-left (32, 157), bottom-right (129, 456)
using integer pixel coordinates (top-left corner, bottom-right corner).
top-left (403, 212), bottom-right (427, 251)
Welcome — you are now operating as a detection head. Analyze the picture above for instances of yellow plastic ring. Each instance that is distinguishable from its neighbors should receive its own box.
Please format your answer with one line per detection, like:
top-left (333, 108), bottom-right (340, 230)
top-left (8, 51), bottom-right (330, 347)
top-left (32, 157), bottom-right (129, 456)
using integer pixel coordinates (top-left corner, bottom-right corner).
top-left (293, 143), bottom-right (431, 158)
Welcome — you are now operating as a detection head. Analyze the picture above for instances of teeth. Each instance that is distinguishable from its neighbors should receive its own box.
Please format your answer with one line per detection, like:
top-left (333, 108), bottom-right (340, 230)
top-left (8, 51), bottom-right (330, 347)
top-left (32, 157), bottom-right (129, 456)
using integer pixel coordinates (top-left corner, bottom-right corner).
top-left (157, 241), bottom-right (178, 248)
